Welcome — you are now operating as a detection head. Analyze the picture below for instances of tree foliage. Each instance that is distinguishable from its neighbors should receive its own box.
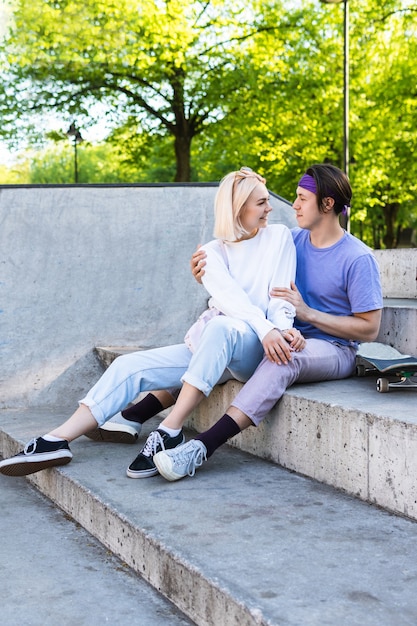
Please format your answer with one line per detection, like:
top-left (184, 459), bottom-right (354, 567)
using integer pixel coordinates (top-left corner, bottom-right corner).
top-left (348, 2), bottom-right (417, 247)
top-left (0, 0), bottom-right (416, 247)
top-left (0, 0), bottom-right (299, 181)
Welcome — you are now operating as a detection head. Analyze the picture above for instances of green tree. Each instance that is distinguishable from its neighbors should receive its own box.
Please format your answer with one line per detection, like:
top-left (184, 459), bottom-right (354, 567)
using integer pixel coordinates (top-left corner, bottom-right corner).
top-left (0, 0), bottom-right (299, 182)
top-left (192, 0), bottom-right (417, 248)
top-left (191, 2), bottom-right (346, 188)
top-left (1, 0), bottom-right (416, 247)
top-left (3, 139), bottom-right (149, 184)
top-left (348, 3), bottom-right (417, 247)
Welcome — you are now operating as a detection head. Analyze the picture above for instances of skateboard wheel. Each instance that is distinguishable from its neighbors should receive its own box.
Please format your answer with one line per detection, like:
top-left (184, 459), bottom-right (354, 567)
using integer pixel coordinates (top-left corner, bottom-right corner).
top-left (377, 378), bottom-right (390, 393)
top-left (356, 364), bottom-right (366, 377)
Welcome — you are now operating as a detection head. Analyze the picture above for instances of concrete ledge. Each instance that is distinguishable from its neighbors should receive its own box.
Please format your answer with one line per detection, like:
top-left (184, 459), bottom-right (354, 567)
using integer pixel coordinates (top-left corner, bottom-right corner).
top-left (377, 298), bottom-right (417, 355)
top-left (190, 378), bottom-right (417, 521)
top-left (98, 347), bottom-right (417, 521)
top-left (95, 345), bottom-right (158, 368)
top-left (374, 249), bottom-right (417, 299)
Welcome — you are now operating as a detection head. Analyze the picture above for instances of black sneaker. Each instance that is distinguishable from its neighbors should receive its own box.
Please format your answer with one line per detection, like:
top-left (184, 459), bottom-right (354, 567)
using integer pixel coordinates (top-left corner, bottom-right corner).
top-left (0, 437), bottom-right (73, 477)
top-left (126, 429), bottom-right (185, 479)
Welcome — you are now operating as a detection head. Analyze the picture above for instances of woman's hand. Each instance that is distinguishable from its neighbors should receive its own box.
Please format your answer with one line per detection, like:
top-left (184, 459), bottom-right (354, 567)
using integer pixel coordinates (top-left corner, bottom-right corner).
top-left (190, 246), bottom-right (207, 284)
top-left (262, 329), bottom-right (294, 364)
top-left (270, 281), bottom-right (311, 322)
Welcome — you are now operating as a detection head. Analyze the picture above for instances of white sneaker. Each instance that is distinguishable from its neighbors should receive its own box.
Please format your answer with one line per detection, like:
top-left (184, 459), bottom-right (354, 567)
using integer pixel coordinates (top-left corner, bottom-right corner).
top-left (154, 439), bottom-right (207, 481)
top-left (85, 412), bottom-right (142, 444)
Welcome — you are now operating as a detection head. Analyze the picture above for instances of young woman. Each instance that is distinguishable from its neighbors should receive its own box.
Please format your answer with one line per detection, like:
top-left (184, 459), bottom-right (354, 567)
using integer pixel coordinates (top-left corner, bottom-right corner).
top-left (0, 167), bottom-right (304, 478)
top-left (152, 163), bottom-right (383, 481)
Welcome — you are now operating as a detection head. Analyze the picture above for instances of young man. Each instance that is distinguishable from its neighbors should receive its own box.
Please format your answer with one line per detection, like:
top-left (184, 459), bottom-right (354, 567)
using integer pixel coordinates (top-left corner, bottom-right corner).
top-left (152, 163), bottom-right (383, 481)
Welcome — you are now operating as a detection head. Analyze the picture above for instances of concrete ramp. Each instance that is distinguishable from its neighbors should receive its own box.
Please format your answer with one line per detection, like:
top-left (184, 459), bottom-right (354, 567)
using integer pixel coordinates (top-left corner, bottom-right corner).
top-left (0, 184), bottom-right (295, 408)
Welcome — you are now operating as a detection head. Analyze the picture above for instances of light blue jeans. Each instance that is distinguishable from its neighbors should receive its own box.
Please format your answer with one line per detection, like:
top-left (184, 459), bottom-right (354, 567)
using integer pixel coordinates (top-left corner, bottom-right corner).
top-left (232, 338), bottom-right (357, 426)
top-left (81, 315), bottom-right (265, 426)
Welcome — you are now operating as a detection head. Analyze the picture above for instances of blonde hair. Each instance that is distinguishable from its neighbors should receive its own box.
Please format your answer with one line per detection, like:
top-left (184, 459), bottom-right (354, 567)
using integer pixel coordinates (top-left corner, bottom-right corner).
top-left (214, 167), bottom-right (266, 241)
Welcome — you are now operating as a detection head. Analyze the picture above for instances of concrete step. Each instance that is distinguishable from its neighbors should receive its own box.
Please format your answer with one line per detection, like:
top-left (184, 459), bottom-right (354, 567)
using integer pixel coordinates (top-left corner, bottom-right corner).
top-left (374, 249), bottom-right (417, 300)
top-left (1, 408), bottom-right (417, 626)
top-left (377, 298), bottom-right (417, 355)
top-left (0, 471), bottom-right (194, 626)
top-left (96, 346), bottom-right (417, 522)
top-left (374, 249), bottom-right (417, 354)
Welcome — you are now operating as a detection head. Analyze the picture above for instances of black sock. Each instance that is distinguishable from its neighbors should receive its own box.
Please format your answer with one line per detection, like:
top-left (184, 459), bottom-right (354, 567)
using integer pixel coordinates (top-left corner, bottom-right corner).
top-left (195, 414), bottom-right (241, 458)
top-left (121, 393), bottom-right (164, 424)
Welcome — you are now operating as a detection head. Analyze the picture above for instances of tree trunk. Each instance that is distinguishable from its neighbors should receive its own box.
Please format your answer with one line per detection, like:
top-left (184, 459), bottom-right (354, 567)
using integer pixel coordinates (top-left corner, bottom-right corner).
top-left (173, 131), bottom-right (192, 182)
top-left (382, 202), bottom-right (400, 248)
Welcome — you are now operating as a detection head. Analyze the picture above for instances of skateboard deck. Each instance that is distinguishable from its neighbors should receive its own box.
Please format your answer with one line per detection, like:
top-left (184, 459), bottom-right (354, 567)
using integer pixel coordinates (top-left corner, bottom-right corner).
top-left (356, 342), bottom-right (417, 392)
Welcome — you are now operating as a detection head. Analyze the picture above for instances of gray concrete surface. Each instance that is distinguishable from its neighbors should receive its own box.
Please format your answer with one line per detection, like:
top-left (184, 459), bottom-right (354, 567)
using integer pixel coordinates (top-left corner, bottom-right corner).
top-left (2, 410), bottom-right (417, 626)
top-left (376, 298), bottom-right (417, 355)
top-left (192, 374), bottom-right (417, 521)
top-left (374, 249), bottom-right (417, 299)
top-left (0, 184), bottom-right (295, 410)
top-left (2, 184), bottom-right (415, 410)
top-left (0, 471), bottom-right (194, 626)
top-left (2, 184), bottom-right (417, 625)
top-left (98, 346), bottom-right (417, 522)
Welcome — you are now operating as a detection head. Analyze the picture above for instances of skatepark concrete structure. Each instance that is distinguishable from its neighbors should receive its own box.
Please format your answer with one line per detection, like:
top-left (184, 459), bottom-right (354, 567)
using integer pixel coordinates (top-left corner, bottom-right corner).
top-left (1, 183), bottom-right (417, 625)
top-left (1, 183), bottom-right (296, 409)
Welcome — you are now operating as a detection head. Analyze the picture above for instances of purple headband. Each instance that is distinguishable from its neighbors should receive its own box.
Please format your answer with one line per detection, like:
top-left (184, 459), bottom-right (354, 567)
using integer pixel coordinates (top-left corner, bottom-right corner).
top-left (298, 172), bottom-right (350, 216)
top-left (298, 174), bottom-right (317, 194)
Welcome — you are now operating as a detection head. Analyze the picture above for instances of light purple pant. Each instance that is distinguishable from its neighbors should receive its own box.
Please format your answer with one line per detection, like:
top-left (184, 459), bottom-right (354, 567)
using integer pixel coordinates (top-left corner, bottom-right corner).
top-left (232, 338), bottom-right (357, 426)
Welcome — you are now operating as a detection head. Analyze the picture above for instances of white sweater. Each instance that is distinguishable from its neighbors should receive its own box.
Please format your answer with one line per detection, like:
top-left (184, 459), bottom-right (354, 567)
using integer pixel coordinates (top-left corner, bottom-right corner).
top-left (201, 224), bottom-right (296, 342)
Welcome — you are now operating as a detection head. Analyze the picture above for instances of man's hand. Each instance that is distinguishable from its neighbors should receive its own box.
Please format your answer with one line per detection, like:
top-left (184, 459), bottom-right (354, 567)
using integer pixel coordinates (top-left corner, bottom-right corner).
top-left (271, 281), bottom-right (382, 343)
top-left (191, 246), bottom-right (207, 284)
top-left (270, 281), bottom-right (311, 321)
top-left (281, 328), bottom-right (306, 352)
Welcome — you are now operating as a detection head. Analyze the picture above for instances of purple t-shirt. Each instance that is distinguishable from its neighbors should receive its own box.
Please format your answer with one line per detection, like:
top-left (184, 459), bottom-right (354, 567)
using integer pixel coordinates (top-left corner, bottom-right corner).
top-left (292, 228), bottom-right (383, 347)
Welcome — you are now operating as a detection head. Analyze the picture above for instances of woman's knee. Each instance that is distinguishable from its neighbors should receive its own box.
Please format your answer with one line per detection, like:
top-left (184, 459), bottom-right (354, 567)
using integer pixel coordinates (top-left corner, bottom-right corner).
top-left (112, 350), bottom-right (153, 373)
top-left (112, 352), bottom-right (137, 369)
top-left (201, 317), bottom-right (239, 347)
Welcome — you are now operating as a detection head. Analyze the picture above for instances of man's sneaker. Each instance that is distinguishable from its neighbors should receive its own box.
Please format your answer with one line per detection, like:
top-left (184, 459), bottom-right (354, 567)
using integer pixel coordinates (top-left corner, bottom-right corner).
top-left (154, 439), bottom-right (207, 482)
top-left (0, 437), bottom-right (72, 477)
top-left (85, 412), bottom-right (141, 444)
top-left (126, 429), bottom-right (185, 479)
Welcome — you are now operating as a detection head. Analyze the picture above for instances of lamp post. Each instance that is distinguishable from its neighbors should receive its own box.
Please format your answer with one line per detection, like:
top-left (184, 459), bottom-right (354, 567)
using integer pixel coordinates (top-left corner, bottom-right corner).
top-left (66, 122), bottom-right (83, 183)
top-left (321, 0), bottom-right (349, 229)
top-left (321, 0), bottom-right (349, 176)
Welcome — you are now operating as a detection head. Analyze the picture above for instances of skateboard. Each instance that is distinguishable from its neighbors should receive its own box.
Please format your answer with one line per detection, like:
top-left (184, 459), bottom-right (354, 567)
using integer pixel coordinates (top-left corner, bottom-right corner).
top-left (356, 343), bottom-right (417, 393)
